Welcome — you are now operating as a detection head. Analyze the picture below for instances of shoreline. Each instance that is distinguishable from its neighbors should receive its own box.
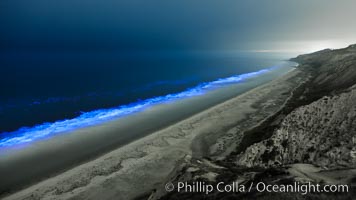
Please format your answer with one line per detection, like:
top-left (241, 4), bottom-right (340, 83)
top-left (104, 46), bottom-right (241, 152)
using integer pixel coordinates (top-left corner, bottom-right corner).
top-left (0, 66), bottom-right (292, 196)
top-left (0, 66), bottom-right (279, 148)
top-left (2, 67), bottom-right (305, 200)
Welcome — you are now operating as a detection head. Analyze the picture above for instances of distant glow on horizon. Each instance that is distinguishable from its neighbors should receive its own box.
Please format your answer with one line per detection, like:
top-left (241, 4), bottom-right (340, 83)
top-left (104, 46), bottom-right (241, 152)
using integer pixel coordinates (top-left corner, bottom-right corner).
top-left (0, 67), bottom-right (276, 148)
top-left (249, 40), bottom-right (356, 54)
top-left (298, 40), bottom-right (353, 53)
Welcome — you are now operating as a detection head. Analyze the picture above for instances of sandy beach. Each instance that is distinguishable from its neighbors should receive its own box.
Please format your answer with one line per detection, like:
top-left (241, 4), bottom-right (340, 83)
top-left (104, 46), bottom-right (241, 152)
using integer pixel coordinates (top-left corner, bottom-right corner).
top-left (2, 1), bottom-right (355, 199)
top-left (2, 68), bottom-right (306, 200)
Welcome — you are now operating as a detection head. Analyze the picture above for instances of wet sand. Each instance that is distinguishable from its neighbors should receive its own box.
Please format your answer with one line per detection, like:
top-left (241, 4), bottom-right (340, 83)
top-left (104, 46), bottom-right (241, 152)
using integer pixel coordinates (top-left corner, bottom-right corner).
top-left (1, 67), bottom-right (305, 200)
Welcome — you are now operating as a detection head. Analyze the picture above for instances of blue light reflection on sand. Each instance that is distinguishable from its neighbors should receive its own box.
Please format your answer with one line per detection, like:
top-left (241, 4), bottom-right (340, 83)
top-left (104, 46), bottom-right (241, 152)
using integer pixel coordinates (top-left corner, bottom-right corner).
top-left (0, 67), bottom-right (274, 147)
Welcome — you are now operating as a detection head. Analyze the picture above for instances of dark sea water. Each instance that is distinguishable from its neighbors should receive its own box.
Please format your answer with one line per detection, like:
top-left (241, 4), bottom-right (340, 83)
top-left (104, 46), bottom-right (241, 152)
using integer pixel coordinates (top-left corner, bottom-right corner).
top-left (0, 51), bottom-right (297, 192)
top-left (0, 51), bottom-right (294, 140)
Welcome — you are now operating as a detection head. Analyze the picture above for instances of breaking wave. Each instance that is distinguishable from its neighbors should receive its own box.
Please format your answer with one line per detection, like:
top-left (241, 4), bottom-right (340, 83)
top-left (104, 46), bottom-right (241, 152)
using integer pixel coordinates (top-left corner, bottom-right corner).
top-left (0, 67), bottom-right (274, 147)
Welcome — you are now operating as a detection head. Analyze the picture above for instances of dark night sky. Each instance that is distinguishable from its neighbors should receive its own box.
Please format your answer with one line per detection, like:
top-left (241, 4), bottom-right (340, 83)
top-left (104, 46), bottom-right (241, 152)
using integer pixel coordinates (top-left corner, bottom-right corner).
top-left (1, 0), bottom-right (356, 53)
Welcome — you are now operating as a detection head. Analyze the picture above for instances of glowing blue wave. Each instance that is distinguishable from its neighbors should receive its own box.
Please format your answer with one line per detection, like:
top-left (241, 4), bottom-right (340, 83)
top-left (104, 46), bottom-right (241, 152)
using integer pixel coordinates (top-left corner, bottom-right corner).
top-left (0, 68), bottom-right (273, 148)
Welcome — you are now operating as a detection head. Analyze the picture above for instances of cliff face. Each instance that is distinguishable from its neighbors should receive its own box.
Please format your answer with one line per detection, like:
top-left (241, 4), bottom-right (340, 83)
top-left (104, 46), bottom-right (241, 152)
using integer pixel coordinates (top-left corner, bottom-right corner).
top-left (237, 85), bottom-right (356, 168)
top-left (238, 45), bottom-right (356, 169)
top-left (293, 45), bottom-right (356, 96)
top-left (159, 45), bottom-right (356, 200)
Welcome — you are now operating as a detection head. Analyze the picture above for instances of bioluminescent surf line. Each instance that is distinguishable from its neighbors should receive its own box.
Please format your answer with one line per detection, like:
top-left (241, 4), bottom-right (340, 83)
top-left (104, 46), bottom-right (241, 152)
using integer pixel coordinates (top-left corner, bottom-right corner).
top-left (0, 67), bottom-right (275, 148)
top-left (2, 1), bottom-right (356, 199)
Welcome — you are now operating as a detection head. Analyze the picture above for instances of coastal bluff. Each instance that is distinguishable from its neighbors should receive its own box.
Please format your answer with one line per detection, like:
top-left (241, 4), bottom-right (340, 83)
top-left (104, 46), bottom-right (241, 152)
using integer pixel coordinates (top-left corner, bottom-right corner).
top-left (159, 45), bottom-right (356, 200)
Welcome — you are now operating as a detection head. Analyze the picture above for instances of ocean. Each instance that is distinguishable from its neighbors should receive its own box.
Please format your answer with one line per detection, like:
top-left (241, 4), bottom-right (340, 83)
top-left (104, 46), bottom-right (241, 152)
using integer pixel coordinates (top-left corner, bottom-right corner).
top-left (0, 51), bottom-right (296, 147)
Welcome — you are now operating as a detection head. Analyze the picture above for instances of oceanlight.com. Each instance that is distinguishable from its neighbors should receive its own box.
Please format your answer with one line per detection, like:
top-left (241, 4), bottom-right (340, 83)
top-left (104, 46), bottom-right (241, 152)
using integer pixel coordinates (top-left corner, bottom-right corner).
top-left (165, 181), bottom-right (349, 195)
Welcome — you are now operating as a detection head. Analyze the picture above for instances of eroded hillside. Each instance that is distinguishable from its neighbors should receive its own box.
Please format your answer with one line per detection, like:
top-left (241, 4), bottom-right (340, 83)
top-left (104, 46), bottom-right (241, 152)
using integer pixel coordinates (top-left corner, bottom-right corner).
top-left (159, 45), bottom-right (356, 200)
